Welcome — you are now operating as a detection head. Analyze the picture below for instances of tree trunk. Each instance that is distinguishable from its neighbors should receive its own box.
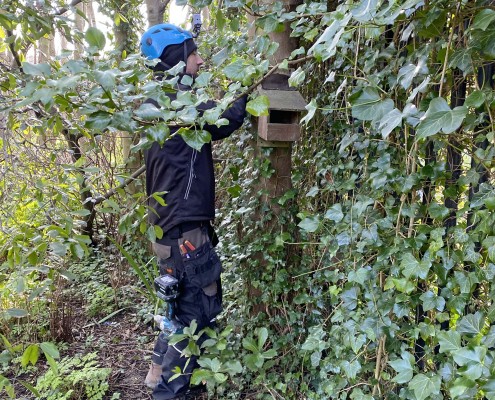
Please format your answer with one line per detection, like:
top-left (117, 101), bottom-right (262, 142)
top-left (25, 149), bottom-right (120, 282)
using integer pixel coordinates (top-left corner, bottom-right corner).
top-left (146, 0), bottom-right (170, 27)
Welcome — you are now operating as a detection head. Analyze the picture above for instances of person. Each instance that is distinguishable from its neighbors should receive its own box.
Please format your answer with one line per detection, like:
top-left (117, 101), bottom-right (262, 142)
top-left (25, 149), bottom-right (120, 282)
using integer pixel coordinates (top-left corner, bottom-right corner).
top-left (139, 23), bottom-right (247, 400)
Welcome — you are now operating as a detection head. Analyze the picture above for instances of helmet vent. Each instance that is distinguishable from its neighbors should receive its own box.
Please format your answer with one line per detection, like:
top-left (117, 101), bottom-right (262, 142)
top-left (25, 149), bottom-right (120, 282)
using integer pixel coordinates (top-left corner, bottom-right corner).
top-left (146, 38), bottom-right (152, 45)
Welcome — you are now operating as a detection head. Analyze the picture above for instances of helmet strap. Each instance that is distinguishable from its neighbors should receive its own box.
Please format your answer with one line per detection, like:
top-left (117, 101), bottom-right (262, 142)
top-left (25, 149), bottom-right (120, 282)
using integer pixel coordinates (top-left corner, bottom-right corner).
top-left (159, 60), bottom-right (172, 70)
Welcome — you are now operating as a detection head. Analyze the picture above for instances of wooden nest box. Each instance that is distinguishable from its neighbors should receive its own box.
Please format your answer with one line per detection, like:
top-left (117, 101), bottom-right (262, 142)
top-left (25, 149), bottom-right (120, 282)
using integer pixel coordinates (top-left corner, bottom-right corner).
top-left (256, 74), bottom-right (307, 142)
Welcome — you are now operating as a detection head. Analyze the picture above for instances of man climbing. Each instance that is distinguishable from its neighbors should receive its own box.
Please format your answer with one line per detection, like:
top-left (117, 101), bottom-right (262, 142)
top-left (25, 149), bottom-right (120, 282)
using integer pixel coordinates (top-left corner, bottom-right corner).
top-left (139, 23), bottom-right (247, 400)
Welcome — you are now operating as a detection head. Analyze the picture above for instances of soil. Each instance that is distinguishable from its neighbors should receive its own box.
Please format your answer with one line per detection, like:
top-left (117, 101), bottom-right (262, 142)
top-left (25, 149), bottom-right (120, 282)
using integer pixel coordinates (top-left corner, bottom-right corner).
top-left (9, 307), bottom-right (155, 400)
top-left (74, 311), bottom-right (155, 400)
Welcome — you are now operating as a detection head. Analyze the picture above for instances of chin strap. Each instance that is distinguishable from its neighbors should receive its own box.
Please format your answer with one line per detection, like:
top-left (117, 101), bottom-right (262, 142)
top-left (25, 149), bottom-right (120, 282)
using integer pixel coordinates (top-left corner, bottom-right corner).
top-left (158, 42), bottom-right (188, 72)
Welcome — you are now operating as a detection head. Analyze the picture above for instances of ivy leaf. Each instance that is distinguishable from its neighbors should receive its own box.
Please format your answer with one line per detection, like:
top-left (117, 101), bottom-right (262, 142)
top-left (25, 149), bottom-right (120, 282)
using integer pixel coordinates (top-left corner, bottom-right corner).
top-left (351, 88), bottom-right (394, 122)
top-left (419, 290), bottom-right (445, 311)
top-left (146, 124), bottom-right (170, 146)
top-left (301, 99), bottom-right (317, 124)
top-left (408, 374), bottom-right (441, 400)
top-left (465, 90), bottom-right (486, 108)
top-left (416, 97), bottom-right (468, 139)
top-left (400, 253), bottom-right (430, 279)
top-left (288, 67), bottom-right (305, 87)
top-left (457, 312), bottom-right (484, 335)
top-left (351, 0), bottom-right (378, 22)
top-left (342, 287), bottom-right (359, 310)
top-left (178, 128), bottom-right (211, 151)
top-left (224, 60), bottom-right (247, 81)
top-left (449, 377), bottom-right (476, 398)
top-left (437, 330), bottom-right (461, 353)
top-left (482, 379), bottom-right (495, 395)
top-left (452, 346), bottom-right (486, 367)
top-left (389, 352), bottom-right (414, 383)
top-left (472, 9), bottom-right (495, 31)
top-left (298, 216), bottom-right (320, 233)
top-left (308, 14), bottom-right (351, 59)
top-left (341, 360), bottom-right (361, 380)
top-left (379, 108), bottom-right (402, 138)
top-left (246, 95), bottom-right (269, 117)
top-left (85, 27), bottom-right (106, 50)
top-left (449, 49), bottom-right (474, 75)
top-left (398, 60), bottom-right (427, 90)
top-left (324, 204), bottom-right (344, 222)
top-left (428, 202), bottom-right (449, 219)
top-left (482, 326), bottom-right (495, 348)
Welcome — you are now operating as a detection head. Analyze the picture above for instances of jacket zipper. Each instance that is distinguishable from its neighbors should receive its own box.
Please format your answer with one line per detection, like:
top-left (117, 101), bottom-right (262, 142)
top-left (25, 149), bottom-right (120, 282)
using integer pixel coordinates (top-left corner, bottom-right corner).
top-left (184, 150), bottom-right (197, 200)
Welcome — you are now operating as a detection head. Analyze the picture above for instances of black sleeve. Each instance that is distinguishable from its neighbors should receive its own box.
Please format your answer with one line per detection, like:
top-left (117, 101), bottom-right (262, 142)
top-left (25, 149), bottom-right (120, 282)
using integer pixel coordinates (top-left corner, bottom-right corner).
top-left (198, 95), bottom-right (247, 141)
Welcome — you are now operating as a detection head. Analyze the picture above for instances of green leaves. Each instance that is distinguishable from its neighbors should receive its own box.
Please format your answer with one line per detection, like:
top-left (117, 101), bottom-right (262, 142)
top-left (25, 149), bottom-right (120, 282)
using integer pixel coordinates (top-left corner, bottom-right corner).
top-left (408, 374), bottom-right (441, 400)
top-left (351, 0), bottom-right (378, 22)
top-left (309, 13), bottom-right (351, 60)
top-left (298, 215), bottom-right (320, 233)
top-left (416, 97), bottom-right (468, 140)
top-left (400, 253), bottom-right (431, 279)
top-left (288, 67), bottom-right (306, 87)
top-left (457, 312), bottom-right (484, 336)
top-left (22, 62), bottom-right (51, 77)
top-left (85, 27), bottom-right (106, 50)
top-left (223, 59), bottom-right (256, 84)
top-left (178, 128), bottom-right (211, 151)
top-left (472, 9), bottom-right (495, 31)
top-left (246, 95), bottom-right (269, 117)
top-left (437, 331), bottom-right (461, 353)
top-left (21, 344), bottom-right (40, 367)
top-left (389, 352), bottom-right (414, 383)
top-left (146, 124), bottom-right (170, 146)
top-left (242, 328), bottom-right (277, 371)
top-left (351, 87), bottom-right (394, 123)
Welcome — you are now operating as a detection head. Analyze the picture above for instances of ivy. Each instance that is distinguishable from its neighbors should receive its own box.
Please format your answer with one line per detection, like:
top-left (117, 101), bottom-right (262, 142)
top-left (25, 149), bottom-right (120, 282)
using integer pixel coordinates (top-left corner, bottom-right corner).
top-left (2, 0), bottom-right (495, 399)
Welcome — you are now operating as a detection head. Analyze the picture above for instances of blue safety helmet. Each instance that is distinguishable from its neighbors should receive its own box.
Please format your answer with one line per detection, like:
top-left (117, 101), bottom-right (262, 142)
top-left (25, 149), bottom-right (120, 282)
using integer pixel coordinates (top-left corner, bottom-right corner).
top-left (140, 23), bottom-right (193, 60)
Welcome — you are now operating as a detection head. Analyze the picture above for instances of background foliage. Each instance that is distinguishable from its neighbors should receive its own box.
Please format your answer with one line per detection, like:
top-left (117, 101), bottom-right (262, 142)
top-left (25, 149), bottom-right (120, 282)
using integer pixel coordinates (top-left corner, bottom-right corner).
top-left (1, 0), bottom-right (495, 399)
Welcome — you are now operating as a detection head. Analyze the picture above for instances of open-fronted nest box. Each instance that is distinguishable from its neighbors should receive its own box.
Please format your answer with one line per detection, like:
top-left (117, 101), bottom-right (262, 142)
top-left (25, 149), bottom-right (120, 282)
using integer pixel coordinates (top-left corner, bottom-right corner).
top-left (256, 74), bottom-right (307, 142)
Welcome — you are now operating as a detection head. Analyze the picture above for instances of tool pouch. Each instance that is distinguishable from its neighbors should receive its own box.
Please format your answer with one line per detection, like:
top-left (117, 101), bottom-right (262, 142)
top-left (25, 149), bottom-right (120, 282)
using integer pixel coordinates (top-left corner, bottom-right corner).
top-left (183, 241), bottom-right (222, 325)
top-left (184, 241), bottom-right (221, 291)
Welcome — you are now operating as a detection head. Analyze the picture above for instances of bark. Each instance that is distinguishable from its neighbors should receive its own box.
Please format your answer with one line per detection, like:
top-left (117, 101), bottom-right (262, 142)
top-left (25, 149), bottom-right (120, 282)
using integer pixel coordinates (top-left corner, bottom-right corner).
top-left (146, 0), bottom-right (170, 27)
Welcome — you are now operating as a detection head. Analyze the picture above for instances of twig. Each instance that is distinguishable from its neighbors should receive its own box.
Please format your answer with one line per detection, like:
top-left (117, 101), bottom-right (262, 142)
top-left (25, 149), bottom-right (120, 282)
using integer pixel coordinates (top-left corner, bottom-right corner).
top-left (372, 336), bottom-right (386, 396)
top-left (439, 0), bottom-right (462, 97)
top-left (230, 54), bottom-right (314, 105)
top-left (54, 0), bottom-right (85, 16)
top-left (93, 165), bottom-right (146, 205)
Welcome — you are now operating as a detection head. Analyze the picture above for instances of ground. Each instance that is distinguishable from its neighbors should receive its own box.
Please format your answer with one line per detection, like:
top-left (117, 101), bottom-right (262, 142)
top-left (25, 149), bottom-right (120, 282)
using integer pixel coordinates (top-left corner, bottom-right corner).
top-left (8, 308), bottom-right (154, 400)
top-left (82, 311), bottom-right (154, 400)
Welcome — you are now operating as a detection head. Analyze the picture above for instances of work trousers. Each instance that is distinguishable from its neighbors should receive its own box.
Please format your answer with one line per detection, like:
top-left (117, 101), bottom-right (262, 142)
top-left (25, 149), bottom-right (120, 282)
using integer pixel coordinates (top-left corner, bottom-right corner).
top-left (151, 222), bottom-right (222, 400)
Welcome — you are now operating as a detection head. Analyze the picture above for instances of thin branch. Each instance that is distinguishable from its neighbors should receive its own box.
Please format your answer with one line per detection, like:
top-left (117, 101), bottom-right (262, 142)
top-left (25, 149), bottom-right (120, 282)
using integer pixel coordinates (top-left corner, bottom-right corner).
top-left (230, 54), bottom-right (314, 105)
top-left (439, 0), bottom-right (462, 97)
top-left (55, 0), bottom-right (85, 16)
top-left (94, 165), bottom-right (146, 205)
top-left (6, 30), bottom-right (22, 68)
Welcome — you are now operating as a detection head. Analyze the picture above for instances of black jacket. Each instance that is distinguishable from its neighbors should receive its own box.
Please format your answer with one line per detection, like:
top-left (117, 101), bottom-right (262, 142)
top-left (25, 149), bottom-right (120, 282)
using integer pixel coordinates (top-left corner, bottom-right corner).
top-left (144, 90), bottom-right (247, 236)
